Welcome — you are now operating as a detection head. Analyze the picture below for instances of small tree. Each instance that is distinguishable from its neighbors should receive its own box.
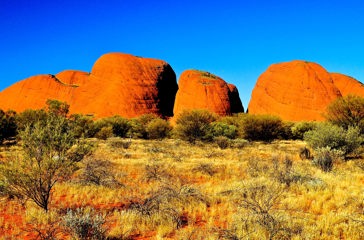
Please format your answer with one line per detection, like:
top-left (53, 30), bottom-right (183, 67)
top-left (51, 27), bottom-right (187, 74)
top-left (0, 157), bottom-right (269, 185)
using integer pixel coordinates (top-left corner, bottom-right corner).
top-left (326, 95), bottom-right (364, 133)
top-left (174, 110), bottom-right (217, 143)
top-left (0, 113), bottom-right (77, 212)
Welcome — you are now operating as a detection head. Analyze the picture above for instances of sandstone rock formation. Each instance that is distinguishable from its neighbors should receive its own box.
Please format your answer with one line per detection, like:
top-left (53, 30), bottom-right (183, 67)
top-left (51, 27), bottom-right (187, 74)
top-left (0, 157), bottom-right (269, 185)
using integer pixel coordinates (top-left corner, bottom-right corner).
top-left (248, 60), bottom-right (343, 121)
top-left (173, 70), bottom-right (244, 117)
top-left (331, 73), bottom-right (364, 97)
top-left (74, 53), bottom-right (178, 118)
top-left (0, 74), bottom-right (81, 113)
top-left (0, 53), bottom-right (178, 118)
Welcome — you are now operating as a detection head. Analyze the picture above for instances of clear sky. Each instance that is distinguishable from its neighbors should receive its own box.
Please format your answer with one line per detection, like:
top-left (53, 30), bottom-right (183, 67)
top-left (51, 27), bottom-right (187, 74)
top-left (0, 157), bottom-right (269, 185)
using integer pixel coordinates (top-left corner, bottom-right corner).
top-left (1, 0), bottom-right (364, 108)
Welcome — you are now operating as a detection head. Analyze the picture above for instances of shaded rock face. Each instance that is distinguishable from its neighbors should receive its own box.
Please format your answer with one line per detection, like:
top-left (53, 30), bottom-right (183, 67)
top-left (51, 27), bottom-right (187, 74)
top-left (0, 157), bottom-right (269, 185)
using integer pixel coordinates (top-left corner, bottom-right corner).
top-left (248, 60), bottom-right (342, 121)
top-left (173, 70), bottom-right (244, 117)
top-left (228, 84), bottom-right (244, 113)
top-left (0, 53), bottom-right (178, 118)
top-left (331, 73), bottom-right (364, 97)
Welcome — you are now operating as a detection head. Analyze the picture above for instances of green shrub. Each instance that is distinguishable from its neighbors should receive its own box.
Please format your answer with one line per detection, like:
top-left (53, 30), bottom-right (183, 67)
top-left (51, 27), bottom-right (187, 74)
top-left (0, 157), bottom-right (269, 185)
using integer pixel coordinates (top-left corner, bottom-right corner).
top-left (146, 118), bottom-right (172, 139)
top-left (174, 110), bottom-right (217, 143)
top-left (127, 118), bottom-right (145, 138)
top-left (304, 123), bottom-right (363, 157)
top-left (219, 114), bottom-right (246, 138)
top-left (90, 119), bottom-right (109, 137)
top-left (209, 121), bottom-right (237, 139)
top-left (105, 116), bottom-right (131, 138)
top-left (16, 109), bottom-right (48, 131)
top-left (128, 114), bottom-right (159, 139)
top-left (344, 126), bottom-right (364, 156)
top-left (326, 95), bottom-right (364, 133)
top-left (291, 122), bottom-right (317, 140)
top-left (95, 126), bottom-right (114, 140)
top-left (0, 110), bottom-right (17, 144)
top-left (69, 114), bottom-right (95, 138)
top-left (92, 116), bottom-right (131, 139)
top-left (0, 180), bottom-right (7, 197)
top-left (67, 140), bottom-right (95, 162)
top-left (240, 114), bottom-right (284, 142)
top-left (280, 121), bottom-right (294, 140)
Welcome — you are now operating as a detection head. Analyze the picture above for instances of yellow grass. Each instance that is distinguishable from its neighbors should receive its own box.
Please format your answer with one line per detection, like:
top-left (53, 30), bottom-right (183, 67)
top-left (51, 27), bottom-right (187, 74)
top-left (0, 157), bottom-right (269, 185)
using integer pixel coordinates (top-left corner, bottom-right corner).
top-left (1, 138), bottom-right (364, 239)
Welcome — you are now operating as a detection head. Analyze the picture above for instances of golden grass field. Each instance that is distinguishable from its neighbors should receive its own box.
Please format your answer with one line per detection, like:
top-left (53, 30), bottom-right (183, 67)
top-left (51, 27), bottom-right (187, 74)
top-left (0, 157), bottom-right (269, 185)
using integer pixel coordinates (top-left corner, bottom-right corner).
top-left (1, 138), bottom-right (363, 239)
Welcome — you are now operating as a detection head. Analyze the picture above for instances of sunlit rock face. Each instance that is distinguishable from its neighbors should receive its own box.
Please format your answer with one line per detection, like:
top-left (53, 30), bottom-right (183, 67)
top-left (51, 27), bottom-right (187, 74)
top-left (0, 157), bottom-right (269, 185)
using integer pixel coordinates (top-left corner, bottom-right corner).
top-left (330, 73), bottom-right (364, 97)
top-left (248, 60), bottom-right (343, 121)
top-left (0, 53), bottom-right (178, 118)
top-left (173, 70), bottom-right (244, 117)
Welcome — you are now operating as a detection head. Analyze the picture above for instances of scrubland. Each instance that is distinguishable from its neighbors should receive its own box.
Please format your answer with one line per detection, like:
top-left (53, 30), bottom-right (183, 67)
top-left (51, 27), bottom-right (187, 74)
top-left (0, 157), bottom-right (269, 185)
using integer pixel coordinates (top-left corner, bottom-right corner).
top-left (0, 96), bottom-right (363, 239)
top-left (1, 138), bottom-right (363, 239)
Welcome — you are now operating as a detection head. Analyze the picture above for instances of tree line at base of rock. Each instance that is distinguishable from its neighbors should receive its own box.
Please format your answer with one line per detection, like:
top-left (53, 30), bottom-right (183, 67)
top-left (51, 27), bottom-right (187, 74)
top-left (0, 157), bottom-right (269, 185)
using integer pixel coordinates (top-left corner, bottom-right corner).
top-left (0, 96), bottom-right (363, 144)
top-left (0, 96), bottom-right (361, 162)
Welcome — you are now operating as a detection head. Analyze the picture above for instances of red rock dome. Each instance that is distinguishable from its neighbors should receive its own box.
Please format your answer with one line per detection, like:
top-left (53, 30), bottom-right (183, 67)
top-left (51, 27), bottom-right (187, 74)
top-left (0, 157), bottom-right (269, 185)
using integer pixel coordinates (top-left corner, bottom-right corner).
top-left (330, 73), bottom-right (364, 97)
top-left (75, 53), bottom-right (178, 118)
top-left (248, 60), bottom-right (342, 121)
top-left (173, 70), bottom-right (244, 117)
top-left (0, 53), bottom-right (178, 118)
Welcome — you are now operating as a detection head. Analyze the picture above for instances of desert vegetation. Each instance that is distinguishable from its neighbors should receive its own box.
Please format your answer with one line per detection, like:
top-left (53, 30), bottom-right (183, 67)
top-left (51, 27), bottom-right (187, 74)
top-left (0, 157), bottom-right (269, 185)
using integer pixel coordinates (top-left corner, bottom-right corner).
top-left (0, 97), bottom-right (363, 239)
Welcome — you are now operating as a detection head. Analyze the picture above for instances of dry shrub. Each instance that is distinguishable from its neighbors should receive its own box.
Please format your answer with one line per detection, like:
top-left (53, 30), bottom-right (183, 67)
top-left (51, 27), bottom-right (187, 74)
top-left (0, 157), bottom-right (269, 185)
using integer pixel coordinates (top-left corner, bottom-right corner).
top-left (78, 158), bottom-right (122, 187)
top-left (237, 180), bottom-right (298, 239)
top-left (192, 163), bottom-right (217, 176)
top-left (109, 138), bottom-right (132, 149)
top-left (299, 147), bottom-right (312, 160)
top-left (271, 156), bottom-right (312, 187)
top-left (214, 136), bottom-right (230, 149)
top-left (312, 147), bottom-right (343, 172)
top-left (144, 163), bottom-right (172, 182)
top-left (62, 207), bottom-right (107, 240)
top-left (128, 183), bottom-right (208, 230)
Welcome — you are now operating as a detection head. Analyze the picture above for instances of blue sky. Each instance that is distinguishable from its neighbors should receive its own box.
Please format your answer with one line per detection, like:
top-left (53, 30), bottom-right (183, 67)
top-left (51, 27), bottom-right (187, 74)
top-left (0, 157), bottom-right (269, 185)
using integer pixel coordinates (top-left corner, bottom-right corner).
top-left (1, 0), bottom-right (364, 108)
